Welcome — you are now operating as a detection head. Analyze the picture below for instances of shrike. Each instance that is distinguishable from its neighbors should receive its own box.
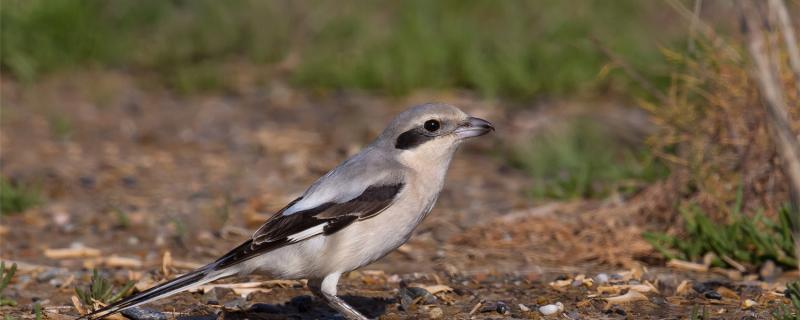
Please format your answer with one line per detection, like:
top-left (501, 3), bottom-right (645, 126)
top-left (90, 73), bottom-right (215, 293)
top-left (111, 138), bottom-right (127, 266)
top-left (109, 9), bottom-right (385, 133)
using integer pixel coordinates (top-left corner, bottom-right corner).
top-left (83, 103), bottom-right (494, 320)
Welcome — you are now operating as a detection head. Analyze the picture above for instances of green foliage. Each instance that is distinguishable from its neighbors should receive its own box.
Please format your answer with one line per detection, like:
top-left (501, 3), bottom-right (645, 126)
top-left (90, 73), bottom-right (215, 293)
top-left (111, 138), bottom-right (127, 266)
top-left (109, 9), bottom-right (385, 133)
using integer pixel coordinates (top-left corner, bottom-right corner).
top-left (0, 178), bottom-right (40, 215)
top-left (773, 281), bottom-right (800, 320)
top-left (0, 0), bottom-right (672, 98)
top-left (0, 262), bottom-right (18, 306)
top-left (75, 269), bottom-right (134, 310)
top-left (508, 119), bottom-right (668, 199)
top-left (644, 204), bottom-right (797, 269)
top-left (33, 302), bottom-right (42, 320)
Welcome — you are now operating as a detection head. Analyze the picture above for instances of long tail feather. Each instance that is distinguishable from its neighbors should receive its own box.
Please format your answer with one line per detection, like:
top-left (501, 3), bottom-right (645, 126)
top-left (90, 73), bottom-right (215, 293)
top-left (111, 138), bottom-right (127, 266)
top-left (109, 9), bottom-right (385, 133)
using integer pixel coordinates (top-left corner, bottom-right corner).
top-left (79, 264), bottom-right (233, 319)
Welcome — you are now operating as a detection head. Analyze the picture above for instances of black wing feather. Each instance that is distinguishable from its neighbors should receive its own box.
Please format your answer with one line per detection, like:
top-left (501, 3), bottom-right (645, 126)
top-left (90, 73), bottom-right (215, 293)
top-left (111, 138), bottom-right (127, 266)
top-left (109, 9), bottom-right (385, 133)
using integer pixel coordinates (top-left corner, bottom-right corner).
top-left (213, 182), bottom-right (403, 270)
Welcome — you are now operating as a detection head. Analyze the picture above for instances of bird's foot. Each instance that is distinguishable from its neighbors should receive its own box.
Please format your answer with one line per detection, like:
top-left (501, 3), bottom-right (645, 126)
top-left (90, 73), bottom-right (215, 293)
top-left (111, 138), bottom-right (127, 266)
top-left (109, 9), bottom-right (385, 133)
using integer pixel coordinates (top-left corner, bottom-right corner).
top-left (316, 291), bottom-right (370, 320)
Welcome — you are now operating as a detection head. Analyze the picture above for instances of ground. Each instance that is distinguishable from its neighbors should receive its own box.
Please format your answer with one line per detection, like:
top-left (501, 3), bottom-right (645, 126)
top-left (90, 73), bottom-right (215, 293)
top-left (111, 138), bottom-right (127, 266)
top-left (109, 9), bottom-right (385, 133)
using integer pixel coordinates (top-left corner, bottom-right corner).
top-left (0, 73), bottom-right (794, 319)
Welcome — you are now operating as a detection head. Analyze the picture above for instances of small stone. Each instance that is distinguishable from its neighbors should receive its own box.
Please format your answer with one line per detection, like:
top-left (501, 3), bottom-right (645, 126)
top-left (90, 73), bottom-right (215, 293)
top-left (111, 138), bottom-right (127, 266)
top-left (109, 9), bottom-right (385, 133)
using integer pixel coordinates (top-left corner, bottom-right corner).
top-left (595, 273), bottom-right (610, 284)
top-left (222, 298), bottom-right (248, 310)
top-left (121, 307), bottom-right (167, 320)
top-left (704, 291), bottom-right (722, 300)
top-left (428, 306), bottom-right (444, 319)
top-left (518, 304), bottom-right (530, 312)
top-left (36, 269), bottom-right (61, 282)
top-left (399, 286), bottom-right (436, 310)
top-left (495, 301), bottom-right (510, 314)
top-left (538, 302), bottom-right (563, 316)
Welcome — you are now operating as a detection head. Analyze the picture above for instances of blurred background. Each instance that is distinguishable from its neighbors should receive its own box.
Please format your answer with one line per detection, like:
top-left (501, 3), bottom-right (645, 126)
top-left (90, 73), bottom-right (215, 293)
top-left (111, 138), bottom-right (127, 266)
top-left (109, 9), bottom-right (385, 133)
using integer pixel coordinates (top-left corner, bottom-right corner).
top-left (1, 0), bottom-right (799, 318)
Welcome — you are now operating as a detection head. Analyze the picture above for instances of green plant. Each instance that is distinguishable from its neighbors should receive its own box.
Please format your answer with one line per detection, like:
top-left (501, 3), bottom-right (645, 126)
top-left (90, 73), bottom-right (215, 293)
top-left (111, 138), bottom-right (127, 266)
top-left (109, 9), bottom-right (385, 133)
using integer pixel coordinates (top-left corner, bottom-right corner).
top-left (0, 262), bottom-right (18, 306)
top-left (644, 203), bottom-right (797, 269)
top-left (508, 118), bottom-right (667, 199)
top-left (33, 302), bottom-right (42, 320)
top-left (773, 281), bottom-right (800, 320)
top-left (0, 178), bottom-right (41, 215)
top-left (75, 269), bottom-right (134, 311)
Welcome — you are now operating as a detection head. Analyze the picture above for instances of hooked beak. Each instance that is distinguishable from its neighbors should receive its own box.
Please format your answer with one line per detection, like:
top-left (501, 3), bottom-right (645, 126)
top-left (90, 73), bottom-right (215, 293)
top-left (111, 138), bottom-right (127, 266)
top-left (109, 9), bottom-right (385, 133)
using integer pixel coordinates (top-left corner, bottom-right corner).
top-left (454, 116), bottom-right (495, 139)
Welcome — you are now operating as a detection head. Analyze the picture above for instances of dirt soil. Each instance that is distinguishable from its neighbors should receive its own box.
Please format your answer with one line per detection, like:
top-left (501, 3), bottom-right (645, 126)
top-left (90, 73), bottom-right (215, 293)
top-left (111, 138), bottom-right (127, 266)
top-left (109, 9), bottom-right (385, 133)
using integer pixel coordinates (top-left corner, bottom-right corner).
top-left (0, 73), bottom-right (794, 319)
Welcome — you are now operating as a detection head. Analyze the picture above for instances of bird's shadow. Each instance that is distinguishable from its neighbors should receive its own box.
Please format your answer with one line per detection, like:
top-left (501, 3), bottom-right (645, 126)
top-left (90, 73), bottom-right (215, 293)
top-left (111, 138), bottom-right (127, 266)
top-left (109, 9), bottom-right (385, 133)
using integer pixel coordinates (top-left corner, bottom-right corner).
top-left (217, 295), bottom-right (393, 320)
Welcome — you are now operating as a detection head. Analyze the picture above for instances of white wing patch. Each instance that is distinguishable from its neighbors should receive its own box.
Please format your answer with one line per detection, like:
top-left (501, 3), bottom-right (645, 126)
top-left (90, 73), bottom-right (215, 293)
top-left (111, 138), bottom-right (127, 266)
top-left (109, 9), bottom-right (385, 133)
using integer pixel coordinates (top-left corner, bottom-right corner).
top-left (286, 223), bottom-right (327, 242)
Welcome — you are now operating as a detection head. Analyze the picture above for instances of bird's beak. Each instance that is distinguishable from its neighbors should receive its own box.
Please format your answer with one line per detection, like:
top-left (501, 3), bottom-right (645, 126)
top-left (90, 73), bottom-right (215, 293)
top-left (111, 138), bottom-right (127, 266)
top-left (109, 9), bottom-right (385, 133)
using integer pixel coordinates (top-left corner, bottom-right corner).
top-left (454, 116), bottom-right (495, 139)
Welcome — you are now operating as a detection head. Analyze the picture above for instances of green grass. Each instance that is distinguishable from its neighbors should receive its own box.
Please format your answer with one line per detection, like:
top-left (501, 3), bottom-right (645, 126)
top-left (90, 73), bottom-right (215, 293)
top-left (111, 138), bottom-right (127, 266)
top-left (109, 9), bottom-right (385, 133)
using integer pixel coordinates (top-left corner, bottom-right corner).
top-left (1, 0), bottom-right (675, 98)
top-left (75, 269), bottom-right (134, 311)
top-left (0, 262), bottom-right (18, 306)
top-left (644, 203), bottom-right (797, 270)
top-left (0, 178), bottom-right (41, 215)
top-left (774, 281), bottom-right (800, 320)
top-left (507, 119), bottom-right (668, 199)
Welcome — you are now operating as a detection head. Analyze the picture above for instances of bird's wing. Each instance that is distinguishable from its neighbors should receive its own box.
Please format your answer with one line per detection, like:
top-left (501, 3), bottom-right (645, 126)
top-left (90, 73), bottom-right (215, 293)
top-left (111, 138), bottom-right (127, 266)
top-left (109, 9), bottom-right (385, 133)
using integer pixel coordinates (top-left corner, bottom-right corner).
top-left (213, 151), bottom-right (406, 269)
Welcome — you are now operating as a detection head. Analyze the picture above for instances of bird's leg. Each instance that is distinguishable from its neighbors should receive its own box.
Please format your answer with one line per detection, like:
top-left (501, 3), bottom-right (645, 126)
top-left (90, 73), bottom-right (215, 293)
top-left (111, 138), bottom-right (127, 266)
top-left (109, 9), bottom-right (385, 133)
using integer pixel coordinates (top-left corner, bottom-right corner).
top-left (308, 273), bottom-right (369, 320)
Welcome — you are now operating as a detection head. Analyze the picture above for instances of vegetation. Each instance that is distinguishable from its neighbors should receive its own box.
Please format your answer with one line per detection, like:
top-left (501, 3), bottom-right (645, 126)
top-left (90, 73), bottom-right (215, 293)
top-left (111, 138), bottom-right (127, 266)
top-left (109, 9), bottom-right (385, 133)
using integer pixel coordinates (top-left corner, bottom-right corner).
top-left (75, 269), bottom-right (135, 311)
top-left (1, 0), bottom-right (675, 97)
top-left (0, 178), bottom-right (40, 215)
top-left (637, 0), bottom-right (799, 276)
top-left (773, 281), bottom-right (800, 320)
top-left (0, 262), bottom-right (18, 306)
top-left (644, 203), bottom-right (796, 269)
top-left (508, 118), bottom-right (667, 199)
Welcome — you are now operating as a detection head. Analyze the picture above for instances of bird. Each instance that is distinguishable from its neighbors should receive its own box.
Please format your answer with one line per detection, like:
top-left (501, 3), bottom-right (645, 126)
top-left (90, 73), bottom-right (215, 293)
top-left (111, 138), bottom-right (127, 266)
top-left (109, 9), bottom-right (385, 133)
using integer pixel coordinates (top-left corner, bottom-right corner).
top-left (82, 103), bottom-right (494, 320)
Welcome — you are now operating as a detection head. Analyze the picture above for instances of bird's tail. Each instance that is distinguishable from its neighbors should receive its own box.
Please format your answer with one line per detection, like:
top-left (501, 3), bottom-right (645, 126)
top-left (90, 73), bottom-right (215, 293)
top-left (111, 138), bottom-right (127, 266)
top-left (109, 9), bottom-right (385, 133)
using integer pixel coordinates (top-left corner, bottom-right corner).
top-left (79, 263), bottom-right (234, 319)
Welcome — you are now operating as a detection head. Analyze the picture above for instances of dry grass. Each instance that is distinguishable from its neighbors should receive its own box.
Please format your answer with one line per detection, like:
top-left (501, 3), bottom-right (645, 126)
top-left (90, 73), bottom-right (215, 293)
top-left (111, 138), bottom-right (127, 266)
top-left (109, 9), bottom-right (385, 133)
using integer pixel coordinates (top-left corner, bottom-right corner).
top-left (638, 0), bottom-right (799, 269)
top-left (639, 19), bottom-right (799, 221)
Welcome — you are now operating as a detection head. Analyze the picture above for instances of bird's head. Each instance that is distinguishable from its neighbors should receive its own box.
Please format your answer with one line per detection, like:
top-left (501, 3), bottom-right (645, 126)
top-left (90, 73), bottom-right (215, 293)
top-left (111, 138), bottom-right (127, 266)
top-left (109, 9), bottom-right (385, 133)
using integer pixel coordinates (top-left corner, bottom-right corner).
top-left (376, 103), bottom-right (494, 168)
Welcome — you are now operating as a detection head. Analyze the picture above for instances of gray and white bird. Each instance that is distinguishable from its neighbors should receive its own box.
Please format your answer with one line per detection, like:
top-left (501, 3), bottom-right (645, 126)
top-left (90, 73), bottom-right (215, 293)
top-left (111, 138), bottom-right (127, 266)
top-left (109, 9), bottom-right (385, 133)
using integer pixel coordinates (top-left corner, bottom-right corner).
top-left (82, 103), bottom-right (494, 320)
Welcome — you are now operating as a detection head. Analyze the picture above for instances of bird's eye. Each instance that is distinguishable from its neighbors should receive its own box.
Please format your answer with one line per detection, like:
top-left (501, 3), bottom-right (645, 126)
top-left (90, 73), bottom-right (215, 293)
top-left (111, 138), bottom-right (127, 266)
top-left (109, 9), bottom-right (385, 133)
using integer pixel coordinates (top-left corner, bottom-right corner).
top-left (424, 119), bottom-right (440, 132)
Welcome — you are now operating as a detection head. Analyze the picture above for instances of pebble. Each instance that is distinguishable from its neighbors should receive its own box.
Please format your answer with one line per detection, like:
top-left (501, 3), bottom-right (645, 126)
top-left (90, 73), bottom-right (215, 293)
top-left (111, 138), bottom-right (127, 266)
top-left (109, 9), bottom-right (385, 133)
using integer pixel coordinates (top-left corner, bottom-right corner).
top-left (495, 301), bottom-right (510, 314)
top-left (36, 269), bottom-right (61, 282)
top-left (121, 307), bottom-right (167, 320)
top-left (538, 302), bottom-right (563, 316)
top-left (222, 298), bottom-right (248, 310)
top-left (428, 306), bottom-right (444, 319)
top-left (692, 280), bottom-right (727, 294)
top-left (479, 301), bottom-right (509, 314)
top-left (518, 304), bottom-right (530, 312)
top-left (594, 273), bottom-right (609, 284)
top-left (703, 291), bottom-right (722, 300)
top-left (399, 286), bottom-right (436, 310)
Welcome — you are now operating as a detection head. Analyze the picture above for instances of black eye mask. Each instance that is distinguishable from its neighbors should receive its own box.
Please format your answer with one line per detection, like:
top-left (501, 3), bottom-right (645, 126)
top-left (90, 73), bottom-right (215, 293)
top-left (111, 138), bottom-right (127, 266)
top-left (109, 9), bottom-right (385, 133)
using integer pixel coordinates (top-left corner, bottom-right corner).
top-left (395, 127), bottom-right (437, 150)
